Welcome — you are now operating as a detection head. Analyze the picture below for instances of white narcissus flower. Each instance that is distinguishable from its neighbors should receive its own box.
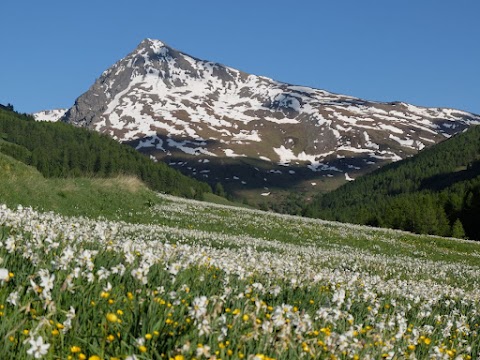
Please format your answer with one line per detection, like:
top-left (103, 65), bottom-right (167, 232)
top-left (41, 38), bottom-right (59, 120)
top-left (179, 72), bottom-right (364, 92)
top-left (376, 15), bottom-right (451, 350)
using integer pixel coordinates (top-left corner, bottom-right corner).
top-left (190, 296), bottom-right (208, 319)
top-left (7, 290), bottom-right (19, 306)
top-left (196, 344), bottom-right (211, 358)
top-left (38, 269), bottom-right (55, 293)
top-left (103, 281), bottom-right (112, 292)
top-left (5, 237), bottom-right (16, 253)
top-left (26, 336), bottom-right (50, 358)
top-left (62, 306), bottom-right (76, 333)
top-left (0, 268), bottom-right (9, 282)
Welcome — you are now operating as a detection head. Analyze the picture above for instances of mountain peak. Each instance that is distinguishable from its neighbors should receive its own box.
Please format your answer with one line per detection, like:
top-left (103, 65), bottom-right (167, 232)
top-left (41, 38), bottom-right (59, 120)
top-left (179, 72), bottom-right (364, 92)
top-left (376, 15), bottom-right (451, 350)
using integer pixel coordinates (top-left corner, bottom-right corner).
top-left (63, 40), bottom-right (480, 199)
top-left (138, 38), bottom-right (168, 53)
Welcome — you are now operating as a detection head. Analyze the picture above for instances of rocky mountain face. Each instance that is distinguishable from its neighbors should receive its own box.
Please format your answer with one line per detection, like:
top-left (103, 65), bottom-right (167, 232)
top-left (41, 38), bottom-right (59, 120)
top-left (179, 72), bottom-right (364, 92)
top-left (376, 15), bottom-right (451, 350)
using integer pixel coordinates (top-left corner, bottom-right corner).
top-left (62, 38), bottom-right (480, 199)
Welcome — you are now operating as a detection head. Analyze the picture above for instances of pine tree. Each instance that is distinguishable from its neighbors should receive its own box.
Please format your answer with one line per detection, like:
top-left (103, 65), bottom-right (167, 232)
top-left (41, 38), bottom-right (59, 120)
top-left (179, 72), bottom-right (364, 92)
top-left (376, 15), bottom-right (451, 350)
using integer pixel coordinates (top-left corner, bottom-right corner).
top-left (451, 219), bottom-right (466, 239)
top-left (214, 182), bottom-right (226, 197)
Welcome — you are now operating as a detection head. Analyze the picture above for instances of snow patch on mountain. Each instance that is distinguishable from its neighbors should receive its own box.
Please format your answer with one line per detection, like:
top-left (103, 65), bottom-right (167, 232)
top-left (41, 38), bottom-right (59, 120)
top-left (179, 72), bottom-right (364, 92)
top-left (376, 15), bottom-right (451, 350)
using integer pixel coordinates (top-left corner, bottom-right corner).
top-left (224, 149), bottom-right (247, 158)
top-left (345, 173), bottom-right (355, 181)
top-left (33, 109), bottom-right (67, 122)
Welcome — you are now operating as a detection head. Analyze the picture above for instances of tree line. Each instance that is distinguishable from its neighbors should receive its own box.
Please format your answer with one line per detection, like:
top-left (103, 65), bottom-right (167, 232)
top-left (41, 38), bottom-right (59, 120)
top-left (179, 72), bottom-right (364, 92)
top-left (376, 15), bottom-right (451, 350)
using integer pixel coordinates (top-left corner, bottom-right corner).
top-left (304, 125), bottom-right (480, 240)
top-left (0, 107), bottom-right (211, 199)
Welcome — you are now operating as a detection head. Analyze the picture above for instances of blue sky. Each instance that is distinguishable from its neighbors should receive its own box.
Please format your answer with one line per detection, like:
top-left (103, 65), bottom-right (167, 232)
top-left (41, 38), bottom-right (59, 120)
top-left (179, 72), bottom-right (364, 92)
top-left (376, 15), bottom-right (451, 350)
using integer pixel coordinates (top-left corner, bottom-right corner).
top-left (1, 0), bottom-right (479, 115)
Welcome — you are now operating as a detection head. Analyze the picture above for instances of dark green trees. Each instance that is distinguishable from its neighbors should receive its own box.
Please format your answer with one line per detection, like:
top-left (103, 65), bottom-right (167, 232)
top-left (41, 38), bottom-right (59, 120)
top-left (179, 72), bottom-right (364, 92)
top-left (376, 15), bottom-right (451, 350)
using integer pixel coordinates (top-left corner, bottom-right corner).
top-left (0, 107), bottom-right (211, 199)
top-left (304, 125), bottom-right (480, 240)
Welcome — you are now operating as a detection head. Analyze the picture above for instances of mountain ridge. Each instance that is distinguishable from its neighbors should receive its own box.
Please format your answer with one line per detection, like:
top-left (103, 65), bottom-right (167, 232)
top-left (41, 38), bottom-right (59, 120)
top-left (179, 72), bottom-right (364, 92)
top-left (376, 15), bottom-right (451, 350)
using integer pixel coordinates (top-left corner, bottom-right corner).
top-left (57, 38), bottom-right (480, 200)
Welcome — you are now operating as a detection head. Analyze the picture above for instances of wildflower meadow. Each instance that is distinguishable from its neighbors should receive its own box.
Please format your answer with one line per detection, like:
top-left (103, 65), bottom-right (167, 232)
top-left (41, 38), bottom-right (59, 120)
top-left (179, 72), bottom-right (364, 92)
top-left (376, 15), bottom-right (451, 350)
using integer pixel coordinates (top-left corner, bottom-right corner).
top-left (1, 194), bottom-right (480, 359)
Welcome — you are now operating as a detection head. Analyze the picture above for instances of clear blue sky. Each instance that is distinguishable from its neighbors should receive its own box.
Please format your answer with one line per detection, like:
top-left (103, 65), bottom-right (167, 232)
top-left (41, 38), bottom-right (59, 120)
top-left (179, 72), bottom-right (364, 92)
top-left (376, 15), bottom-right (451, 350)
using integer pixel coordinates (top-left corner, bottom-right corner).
top-left (1, 0), bottom-right (479, 115)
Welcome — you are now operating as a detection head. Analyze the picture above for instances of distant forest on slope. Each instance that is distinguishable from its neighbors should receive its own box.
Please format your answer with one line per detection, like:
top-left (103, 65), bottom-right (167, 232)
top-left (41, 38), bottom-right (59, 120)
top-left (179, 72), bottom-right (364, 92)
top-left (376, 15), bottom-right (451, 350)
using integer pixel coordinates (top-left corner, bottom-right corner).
top-left (0, 106), bottom-right (211, 199)
top-left (304, 125), bottom-right (480, 240)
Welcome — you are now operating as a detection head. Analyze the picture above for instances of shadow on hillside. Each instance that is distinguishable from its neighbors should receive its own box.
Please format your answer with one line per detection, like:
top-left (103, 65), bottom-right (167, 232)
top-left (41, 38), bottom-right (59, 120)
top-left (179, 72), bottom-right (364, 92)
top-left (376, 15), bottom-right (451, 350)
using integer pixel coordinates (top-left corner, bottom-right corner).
top-left (125, 134), bottom-right (383, 194)
top-left (420, 161), bottom-right (480, 192)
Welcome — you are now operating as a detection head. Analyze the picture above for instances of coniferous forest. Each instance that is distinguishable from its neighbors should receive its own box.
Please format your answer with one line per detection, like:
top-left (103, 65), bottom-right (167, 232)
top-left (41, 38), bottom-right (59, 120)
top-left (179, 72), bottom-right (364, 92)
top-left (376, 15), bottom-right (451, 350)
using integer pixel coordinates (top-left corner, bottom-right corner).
top-left (0, 107), bottom-right (211, 199)
top-left (304, 125), bottom-right (480, 240)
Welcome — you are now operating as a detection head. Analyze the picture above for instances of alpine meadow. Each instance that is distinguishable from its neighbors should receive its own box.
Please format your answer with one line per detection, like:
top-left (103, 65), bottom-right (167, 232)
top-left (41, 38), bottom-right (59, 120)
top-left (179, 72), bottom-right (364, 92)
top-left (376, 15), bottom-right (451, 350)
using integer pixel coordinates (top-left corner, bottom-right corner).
top-left (2, 106), bottom-right (480, 359)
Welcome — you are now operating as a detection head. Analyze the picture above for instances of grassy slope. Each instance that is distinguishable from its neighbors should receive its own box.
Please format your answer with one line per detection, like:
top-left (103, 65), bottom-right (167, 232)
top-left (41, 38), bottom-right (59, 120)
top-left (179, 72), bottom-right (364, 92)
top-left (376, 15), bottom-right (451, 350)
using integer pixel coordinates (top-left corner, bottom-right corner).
top-left (3, 150), bottom-right (480, 358)
top-left (0, 152), bottom-right (160, 221)
top-left (0, 152), bottom-right (243, 221)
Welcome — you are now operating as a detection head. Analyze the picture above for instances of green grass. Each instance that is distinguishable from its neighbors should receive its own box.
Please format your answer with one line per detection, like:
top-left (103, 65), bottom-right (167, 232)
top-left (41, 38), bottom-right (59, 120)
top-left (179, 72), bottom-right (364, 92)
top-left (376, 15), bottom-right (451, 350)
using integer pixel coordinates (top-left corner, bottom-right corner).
top-left (0, 152), bottom-right (161, 221)
top-left (202, 193), bottom-right (251, 208)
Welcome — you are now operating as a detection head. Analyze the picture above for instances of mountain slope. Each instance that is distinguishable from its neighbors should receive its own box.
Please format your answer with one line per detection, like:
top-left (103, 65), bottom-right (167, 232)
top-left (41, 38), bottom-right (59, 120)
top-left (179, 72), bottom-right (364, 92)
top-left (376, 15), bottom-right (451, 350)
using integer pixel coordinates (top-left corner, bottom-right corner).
top-left (304, 125), bottom-right (480, 239)
top-left (62, 38), bottom-right (480, 200)
top-left (0, 106), bottom-right (211, 199)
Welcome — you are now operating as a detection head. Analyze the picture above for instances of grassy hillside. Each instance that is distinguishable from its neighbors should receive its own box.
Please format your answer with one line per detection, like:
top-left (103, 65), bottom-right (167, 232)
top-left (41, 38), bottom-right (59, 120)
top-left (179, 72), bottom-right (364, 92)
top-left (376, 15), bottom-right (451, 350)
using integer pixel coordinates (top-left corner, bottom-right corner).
top-left (305, 125), bottom-right (480, 239)
top-left (2, 176), bottom-right (480, 358)
top-left (0, 107), bottom-right (211, 199)
top-left (0, 151), bottom-right (162, 221)
top-left (0, 151), bottom-right (244, 222)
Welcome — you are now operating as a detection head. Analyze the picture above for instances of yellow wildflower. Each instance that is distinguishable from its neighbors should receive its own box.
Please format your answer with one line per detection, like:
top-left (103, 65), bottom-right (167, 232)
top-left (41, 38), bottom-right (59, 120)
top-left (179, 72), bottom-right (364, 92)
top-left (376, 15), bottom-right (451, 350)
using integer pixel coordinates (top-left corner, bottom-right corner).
top-left (106, 313), bottom-right (118, 323)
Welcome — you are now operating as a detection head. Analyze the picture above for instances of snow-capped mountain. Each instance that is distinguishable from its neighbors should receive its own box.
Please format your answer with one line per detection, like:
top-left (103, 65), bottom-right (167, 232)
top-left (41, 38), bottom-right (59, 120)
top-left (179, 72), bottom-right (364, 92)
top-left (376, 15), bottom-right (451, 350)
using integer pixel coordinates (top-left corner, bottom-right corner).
top-left (33, 109), bottom-right (67, 122)
top-left (62, 38), bottom-right (480, 195)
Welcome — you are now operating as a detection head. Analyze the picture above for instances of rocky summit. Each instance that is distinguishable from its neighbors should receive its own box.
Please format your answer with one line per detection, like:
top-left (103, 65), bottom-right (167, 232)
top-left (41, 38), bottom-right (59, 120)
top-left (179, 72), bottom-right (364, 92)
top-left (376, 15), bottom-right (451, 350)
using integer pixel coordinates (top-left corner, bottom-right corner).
top-left (61, 38), bottom-right (480, 198)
